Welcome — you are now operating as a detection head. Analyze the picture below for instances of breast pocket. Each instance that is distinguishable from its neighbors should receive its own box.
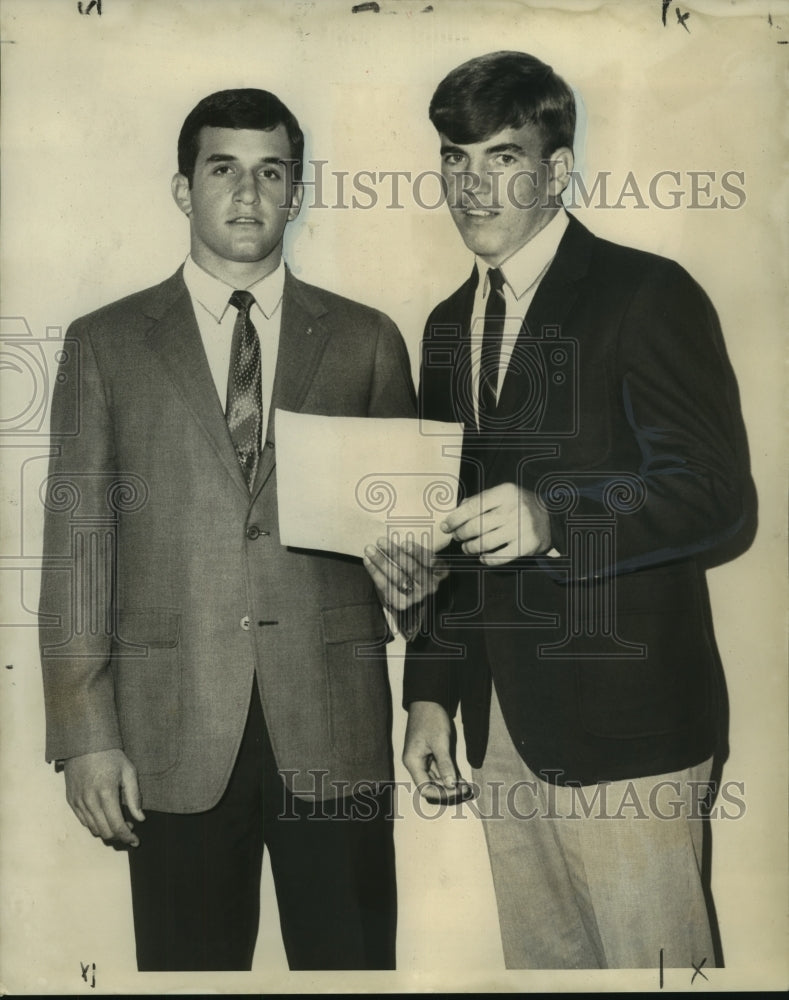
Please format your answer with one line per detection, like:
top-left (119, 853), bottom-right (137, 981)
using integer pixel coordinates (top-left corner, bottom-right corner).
top-left (112, 608), bottom-right (182, 775)
top-left (322, 602), bottom-right (392, 764)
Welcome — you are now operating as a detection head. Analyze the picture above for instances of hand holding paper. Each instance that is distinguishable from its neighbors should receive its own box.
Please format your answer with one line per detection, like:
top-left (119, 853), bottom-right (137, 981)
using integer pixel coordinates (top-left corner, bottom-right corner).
top-left (363, 536), bottom-right (450, 612)
top-left (440, 482), bottom-right (553, 565)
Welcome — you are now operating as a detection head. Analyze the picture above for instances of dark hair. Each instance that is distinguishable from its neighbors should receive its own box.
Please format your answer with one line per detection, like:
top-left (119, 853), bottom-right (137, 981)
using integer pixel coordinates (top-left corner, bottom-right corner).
top-left (429, 51), bottom-right (575, 156)
top-left (177, 88), bottom-right (304, 184)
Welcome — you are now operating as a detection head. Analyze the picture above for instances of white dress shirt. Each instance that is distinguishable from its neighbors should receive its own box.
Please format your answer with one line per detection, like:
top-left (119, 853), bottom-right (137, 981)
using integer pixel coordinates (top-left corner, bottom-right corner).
top-left (470, 209), bottom-right (569, 428)
top-left (182, 255), bottom-right (285, 436)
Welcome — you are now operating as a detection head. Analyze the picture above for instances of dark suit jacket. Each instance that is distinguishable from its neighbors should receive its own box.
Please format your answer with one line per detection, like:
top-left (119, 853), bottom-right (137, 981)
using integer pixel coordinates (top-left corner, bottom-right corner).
top-left (404, 214), bottom-right (756, 785)
top-left (39, 266), bottom-right (416, 812)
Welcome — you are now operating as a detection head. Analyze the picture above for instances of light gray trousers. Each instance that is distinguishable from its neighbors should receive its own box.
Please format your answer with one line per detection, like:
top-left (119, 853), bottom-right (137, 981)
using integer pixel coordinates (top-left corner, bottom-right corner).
top-left (472, 687), bottom-right (716, 969)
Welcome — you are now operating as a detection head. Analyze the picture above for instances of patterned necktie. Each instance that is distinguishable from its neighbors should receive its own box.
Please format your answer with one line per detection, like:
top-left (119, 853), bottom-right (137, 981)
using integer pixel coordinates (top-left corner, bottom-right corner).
top-left (478, 266), bottom-right (506, 426)
top-left (226, 290), bottom-right (262, 489)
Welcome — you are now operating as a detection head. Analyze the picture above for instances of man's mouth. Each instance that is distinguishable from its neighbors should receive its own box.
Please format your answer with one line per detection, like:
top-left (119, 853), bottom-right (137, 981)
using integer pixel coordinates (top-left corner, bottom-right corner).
top-left (228, 217), bottom-right (262, 225)
top-left (456, 207), bottom-right (500, 218)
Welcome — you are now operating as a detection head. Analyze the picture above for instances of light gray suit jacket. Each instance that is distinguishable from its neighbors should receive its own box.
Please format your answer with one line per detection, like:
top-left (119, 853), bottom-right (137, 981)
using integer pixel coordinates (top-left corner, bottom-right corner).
top-left (39, 266), bottom-right (416, 812)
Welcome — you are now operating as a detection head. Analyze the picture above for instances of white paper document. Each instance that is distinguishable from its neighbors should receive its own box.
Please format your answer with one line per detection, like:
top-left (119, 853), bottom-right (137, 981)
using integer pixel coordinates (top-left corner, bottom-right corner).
top-left (275, 410), bottom-right (463, 557)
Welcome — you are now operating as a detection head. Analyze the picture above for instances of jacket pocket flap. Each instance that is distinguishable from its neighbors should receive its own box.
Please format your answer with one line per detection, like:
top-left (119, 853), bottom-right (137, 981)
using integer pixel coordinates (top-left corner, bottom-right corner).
top-left (117, 609), bottom-right (181, 648)
top-left (321, 602), bottom-right (388, 645)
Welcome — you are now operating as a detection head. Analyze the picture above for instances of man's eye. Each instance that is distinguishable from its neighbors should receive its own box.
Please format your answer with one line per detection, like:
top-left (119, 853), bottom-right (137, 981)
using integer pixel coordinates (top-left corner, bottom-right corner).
top-left (260, 168), bottom-right (282, 180)
top-left (494, 154), bottom-right (516, 166)
top-left (443, 154), bottom-right (465, 167)
top-left (212, 165), bottom-right (233, 175)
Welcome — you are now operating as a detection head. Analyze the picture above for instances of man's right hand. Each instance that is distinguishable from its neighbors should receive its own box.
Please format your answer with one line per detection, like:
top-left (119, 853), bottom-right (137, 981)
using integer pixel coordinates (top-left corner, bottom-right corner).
top-left (363, 537), bottom-right (449, 612)
top-left (403, 700), bottom-right (462, 801)
top-left (64, 749), bottom-right (145, 847)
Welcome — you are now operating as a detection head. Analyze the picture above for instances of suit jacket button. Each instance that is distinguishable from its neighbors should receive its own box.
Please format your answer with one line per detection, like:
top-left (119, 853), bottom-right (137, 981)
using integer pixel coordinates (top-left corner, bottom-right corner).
top-left (240, 616), bottom-right (250, 631)
top-left (246, 525), bottom-right (260, 540)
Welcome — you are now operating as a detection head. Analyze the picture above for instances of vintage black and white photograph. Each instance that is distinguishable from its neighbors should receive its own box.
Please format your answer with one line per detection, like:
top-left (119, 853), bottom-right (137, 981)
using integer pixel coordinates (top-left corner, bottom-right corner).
top-left (1, 0), bottom-right (787, 993)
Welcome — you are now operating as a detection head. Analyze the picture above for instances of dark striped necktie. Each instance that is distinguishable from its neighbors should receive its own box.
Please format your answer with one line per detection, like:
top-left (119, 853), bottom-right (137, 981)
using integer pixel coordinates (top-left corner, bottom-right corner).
top-left (226, 289), bottom-right (262, 489)
top-left (478, 266), bottom-right (506, 427)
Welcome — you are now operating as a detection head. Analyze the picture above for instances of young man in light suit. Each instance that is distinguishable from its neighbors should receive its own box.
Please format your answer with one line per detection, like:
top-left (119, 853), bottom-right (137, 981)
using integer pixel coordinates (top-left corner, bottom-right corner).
top-left (366, 51), bottom-right (756, 969)
top-left (39, 88), bottom-right (418, 972)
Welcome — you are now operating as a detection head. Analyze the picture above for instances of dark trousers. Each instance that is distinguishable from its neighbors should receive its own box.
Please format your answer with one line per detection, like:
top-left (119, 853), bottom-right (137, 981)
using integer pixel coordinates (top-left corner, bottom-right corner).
top-left (127, 681), bottom-right (397, 971)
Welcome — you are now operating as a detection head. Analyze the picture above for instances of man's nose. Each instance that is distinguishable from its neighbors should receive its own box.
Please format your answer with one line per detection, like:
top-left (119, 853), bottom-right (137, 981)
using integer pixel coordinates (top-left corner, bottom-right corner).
top-left (470, 163), bottom-right (495, 196)
top-left (233, 171), bottom-right (260, 203)
top-left (456, 165), bottom-right (497, 206)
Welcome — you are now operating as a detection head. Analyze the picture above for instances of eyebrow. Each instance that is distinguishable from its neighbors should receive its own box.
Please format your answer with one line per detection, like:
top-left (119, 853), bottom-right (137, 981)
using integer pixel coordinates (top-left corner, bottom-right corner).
top-left (440, 142), bottom-right (526, 157)
top-left (485, 142), bottom-right (526, 156)
top-left (202, 153), bottom-right (286, 166)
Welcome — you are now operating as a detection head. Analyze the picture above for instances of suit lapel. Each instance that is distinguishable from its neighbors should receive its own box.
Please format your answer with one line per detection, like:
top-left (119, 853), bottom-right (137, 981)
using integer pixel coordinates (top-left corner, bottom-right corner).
top-left (480, 215), bottom-right (596, 475)
top-left (143, 269), bottom-right (250, 500)
top-left (443, 268), bottom-right (479, 432)
top-left (495, 214), bottom-right (593, 418)
top-left (445, 269), bottom-right (488, 499)
top-left (250, 269), bottom-right (331, 498)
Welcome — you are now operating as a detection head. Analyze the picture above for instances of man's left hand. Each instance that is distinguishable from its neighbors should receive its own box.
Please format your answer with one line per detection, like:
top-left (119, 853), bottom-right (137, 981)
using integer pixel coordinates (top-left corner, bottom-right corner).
top-left (363, 537), bottom-right (449, 611)
top-left (441, 482), bottom-right (552, 565)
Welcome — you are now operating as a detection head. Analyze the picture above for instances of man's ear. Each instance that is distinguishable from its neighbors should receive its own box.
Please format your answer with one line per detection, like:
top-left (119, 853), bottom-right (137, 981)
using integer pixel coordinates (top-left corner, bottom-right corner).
top-left (171, 173), bottom-right (193, 216)
top-left (547, 147), bottom-right (574, 197)
top-left (287, 181), bottom-right (303, 223)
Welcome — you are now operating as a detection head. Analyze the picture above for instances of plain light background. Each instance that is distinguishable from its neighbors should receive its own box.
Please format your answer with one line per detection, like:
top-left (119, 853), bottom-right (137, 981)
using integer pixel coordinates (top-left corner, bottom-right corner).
top-left (1, 0), bottom-right (787, 993)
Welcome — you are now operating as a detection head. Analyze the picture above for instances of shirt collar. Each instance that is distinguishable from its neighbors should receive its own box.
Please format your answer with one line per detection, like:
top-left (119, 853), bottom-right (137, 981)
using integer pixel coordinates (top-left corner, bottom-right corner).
top-left (183, 255), bottom-right (286, 322)
top-left (476, 209), bottom-right (569, 300)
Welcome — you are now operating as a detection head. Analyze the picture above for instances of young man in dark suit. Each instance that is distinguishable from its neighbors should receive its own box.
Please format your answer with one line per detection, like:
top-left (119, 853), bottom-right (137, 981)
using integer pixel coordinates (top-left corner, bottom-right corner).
top-left (366, 51), bottom-right (756, 969)
top-left (39, 88), bottom-right (417, 972)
